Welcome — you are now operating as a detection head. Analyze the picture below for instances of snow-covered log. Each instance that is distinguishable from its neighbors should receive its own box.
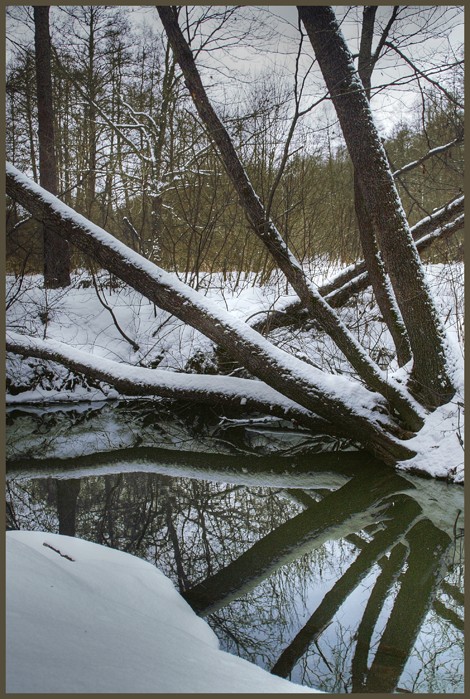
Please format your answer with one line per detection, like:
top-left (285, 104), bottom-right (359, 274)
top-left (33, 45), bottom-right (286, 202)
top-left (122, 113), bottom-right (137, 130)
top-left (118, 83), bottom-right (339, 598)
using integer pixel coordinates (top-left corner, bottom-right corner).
top-left (6, 330), bottom-right (341, 438)
top-left (254, 203), bottom-right (464, 334)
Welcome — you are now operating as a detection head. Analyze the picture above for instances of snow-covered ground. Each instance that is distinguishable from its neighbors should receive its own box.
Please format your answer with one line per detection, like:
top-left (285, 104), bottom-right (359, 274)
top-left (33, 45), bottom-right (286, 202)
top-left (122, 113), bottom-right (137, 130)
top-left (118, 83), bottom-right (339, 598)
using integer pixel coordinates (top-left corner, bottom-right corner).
top-left (6, 263), bottom-right (464, 481)
top-left (6, 530), bottom-right (321, 693)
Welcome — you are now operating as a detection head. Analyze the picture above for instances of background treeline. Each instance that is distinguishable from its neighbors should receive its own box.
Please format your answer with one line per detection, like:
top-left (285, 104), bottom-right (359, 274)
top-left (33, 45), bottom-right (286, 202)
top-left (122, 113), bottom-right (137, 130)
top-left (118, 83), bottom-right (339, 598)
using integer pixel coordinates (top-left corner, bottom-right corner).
top-left (6, 6), bottom-right (464, 287)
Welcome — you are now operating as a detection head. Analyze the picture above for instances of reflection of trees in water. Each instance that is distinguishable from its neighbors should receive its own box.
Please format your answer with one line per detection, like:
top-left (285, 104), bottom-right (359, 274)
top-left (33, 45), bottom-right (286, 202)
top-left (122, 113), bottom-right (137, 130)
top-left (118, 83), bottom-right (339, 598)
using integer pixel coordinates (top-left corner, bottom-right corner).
top-left (5, 455), bottom-right (464, 694)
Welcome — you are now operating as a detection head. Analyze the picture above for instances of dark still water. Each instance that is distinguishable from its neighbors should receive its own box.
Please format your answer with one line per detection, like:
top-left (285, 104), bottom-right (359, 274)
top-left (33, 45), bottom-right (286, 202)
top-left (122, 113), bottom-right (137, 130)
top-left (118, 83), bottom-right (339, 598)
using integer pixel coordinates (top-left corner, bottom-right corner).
top-left (6, 402), bottom-right (464, 693)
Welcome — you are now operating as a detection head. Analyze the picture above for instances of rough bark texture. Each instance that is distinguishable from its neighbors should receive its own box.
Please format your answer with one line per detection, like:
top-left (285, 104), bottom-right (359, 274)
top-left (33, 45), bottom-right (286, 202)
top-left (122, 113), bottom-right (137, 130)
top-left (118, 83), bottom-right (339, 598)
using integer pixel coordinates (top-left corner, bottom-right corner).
top-left (354, 7), bottom-right (412, 366)
top-left (156, 5), bottom-right (422, 430)
top-left (298, 5), bottom-right (455, 408)
top-left (6, 164), bottom-right (417, 464)
top-left (33, 6), bottom-right (71, 288)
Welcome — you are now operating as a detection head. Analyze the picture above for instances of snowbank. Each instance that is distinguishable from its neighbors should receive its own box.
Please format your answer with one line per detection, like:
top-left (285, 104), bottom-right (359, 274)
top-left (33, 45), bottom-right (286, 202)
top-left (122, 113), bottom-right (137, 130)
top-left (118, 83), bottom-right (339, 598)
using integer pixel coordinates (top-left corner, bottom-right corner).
top-left (6, 531), bottom-right (321, 694)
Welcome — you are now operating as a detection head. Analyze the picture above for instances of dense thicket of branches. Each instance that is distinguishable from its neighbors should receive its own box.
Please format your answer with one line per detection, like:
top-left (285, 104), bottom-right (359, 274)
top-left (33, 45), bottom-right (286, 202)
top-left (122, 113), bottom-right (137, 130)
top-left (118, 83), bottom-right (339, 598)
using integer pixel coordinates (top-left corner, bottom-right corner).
top-left (6, 5), bottom-right (464, 280)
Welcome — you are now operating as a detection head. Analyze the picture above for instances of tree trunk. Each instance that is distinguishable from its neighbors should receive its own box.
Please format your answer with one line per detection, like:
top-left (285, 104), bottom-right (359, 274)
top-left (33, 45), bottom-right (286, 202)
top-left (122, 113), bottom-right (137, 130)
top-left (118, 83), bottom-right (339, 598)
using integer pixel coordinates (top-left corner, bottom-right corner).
top-left (33, 6), bottom-right (71, 288)
top-left (354, 6), bottom-right (411, 367)
top-left (298, 6), bottom-right (455, 408)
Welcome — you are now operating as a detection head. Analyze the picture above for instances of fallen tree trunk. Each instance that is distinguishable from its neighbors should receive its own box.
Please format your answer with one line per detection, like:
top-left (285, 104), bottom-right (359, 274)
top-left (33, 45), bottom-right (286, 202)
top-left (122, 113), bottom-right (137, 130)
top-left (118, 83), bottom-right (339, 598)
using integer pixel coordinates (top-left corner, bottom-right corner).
top-left (6, 163), bottom-right (418, 463)
top-left (253, 200), bottom-right (464, 335)
top-left (6, 330), bottom-right (343, 438)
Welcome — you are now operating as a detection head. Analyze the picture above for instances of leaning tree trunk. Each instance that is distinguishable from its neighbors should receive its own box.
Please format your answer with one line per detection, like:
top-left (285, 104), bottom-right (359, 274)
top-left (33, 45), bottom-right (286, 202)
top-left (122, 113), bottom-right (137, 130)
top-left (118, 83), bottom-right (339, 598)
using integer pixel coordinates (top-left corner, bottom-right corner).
top-left (298, 5), bottom-right (455, 409)
top-left (353, 6), bottom-right (412, 367)
top-left (156, 5), bottom-right (421, 432)
top-left (33, 5), bottom-right (70, 288)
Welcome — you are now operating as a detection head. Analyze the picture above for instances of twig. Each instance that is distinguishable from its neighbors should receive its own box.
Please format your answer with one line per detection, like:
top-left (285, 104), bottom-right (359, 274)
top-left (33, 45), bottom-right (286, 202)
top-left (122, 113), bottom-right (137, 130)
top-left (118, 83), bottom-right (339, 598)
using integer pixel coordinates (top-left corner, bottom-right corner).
top-left (43, 542), bottom-right (75, 561)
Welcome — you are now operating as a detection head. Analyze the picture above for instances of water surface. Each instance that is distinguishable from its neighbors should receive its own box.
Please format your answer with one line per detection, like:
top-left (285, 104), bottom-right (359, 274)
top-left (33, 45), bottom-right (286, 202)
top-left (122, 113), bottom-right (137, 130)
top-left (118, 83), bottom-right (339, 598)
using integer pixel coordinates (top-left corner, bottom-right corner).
top-left (6, 402), bottom-right (464, 693)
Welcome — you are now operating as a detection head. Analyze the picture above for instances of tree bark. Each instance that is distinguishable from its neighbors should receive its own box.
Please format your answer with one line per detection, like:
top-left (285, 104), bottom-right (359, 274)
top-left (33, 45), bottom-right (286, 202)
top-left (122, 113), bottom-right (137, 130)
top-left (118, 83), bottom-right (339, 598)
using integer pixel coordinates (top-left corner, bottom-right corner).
top-left (298, 5), bottom-right (455, 408)
top-left (33, 6), bottom-right (71, 288)
top-left (354, 6), bottom-right (411, 367)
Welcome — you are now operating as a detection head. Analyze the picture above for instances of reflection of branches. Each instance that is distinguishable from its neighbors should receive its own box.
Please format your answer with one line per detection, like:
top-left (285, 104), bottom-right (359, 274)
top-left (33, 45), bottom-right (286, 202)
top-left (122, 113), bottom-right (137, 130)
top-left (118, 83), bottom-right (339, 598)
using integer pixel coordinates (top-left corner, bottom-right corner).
top-left (440, 580), bottom-right (464, 607)
top-left (165, 497), bottom-right (190, 592)
top-left (97, 474), bottom-right (123, 547)
top-left (271, 494), bottom-right (421, 678)
top-left (351, 543), bottom-right (408, 691)
top-left (6, 435), bottom-right (463, 693)
top-left (364, 519), bottom-right (452, 692)
top-left (184, 469), bottom-right (408, 616)
top-left (432, 599), bottom-right (463, 632)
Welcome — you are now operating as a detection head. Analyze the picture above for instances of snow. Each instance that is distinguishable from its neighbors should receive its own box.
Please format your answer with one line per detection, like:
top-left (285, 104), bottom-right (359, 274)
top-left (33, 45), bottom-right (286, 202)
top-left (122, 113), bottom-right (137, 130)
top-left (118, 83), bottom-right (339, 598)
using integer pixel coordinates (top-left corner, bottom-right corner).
top-left (397, 390), bottom-right (464, 483)
top-left (6, 259), bottom-right (464, 481)
top-left (6, 530), bottom-right (321, 694)
top-left (5, 163), bottom-right (464, 482)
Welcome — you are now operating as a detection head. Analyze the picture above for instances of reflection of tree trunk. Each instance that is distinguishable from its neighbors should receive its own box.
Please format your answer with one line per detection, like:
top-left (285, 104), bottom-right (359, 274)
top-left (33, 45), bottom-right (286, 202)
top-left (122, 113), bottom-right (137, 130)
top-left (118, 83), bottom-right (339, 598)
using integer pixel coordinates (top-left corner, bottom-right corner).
top-left (56, 478), bottom-right (81, 536)
top-left (271, 495), bottom-right (421, 678)
top-left (183, 469), bottom-right (408, 616)
top-left (351, 543), bottom-right (408, 692)
top-left (364, 519), bottom-right (451, 693)
top-left (432, 599), bottom-right (464, 632)
top-left (440, 580), bottom-right (464, 607)
top-left (165, 498), bottom-right (189, 593)
top-left (6, 447), bottom-right (378, 486)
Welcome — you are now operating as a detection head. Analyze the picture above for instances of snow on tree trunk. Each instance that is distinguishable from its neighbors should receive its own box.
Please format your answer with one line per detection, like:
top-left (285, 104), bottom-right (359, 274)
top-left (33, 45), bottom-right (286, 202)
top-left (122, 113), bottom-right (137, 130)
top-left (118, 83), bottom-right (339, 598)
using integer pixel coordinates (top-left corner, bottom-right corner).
top-left (156, 5), bottom-right (422, 431)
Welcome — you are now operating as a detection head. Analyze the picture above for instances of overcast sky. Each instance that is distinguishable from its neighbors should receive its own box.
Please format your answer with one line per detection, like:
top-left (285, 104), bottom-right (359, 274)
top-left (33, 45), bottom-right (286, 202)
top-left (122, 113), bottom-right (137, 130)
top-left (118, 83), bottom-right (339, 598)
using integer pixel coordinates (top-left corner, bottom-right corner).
top-left (7, 4), bottom-right (464, 137)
